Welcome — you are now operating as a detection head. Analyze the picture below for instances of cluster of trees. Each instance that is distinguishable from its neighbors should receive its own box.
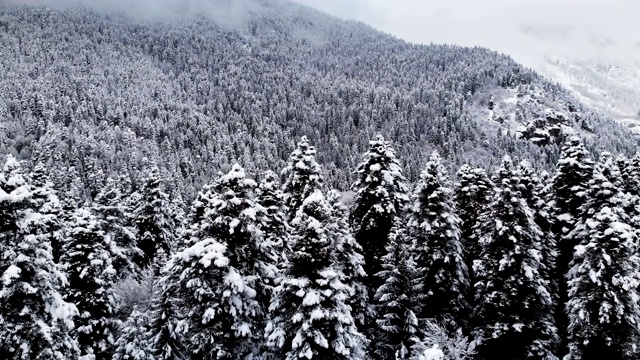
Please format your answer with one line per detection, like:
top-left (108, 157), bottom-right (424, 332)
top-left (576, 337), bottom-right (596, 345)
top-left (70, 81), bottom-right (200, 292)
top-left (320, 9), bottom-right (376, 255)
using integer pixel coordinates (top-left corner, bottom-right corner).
top-left (2, 134), bottom-right (639, 360)
top-left (1, 4), bottom-right (639, 208)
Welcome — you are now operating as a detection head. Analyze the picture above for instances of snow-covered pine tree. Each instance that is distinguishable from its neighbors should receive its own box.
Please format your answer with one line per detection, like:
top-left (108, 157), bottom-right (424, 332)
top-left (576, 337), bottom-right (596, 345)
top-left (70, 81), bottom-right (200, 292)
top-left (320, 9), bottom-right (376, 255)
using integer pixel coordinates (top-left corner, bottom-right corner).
top-left (257, 170), bottom-right (289, 264)
top-left (282, 136), bottom-right (324, 221)
top-left (132, 165), bottom-right (176, 270)
top-left (472, 156), bottom-right (558, 360)
top-left (163, 235), bottom-right (254, 359)
top-left (94, 175), bottom-right (140, 278)
top-left (28, 162), bottom-right (66, 262)
top-left (618, 153), bottom-right (640, 195)
top-left (549, 136), bottom-right (594, 351)
top-left (326, 189), bottom-right (371, 332)
top-left (454, 164), bottom-right (493, 278)
top-left (0, 156), bottom-right (80, 359)
top-left (565, 153), bottom-right (640, 360)
top-left (515, 161), bottom-right (558, 306)
top-left (373, 226), bottom-right (421, 360)
top-left (147, 267), bottom-right (186, 360)
top-left (112, 308), bottom-right (155, 360)
top-left (350, 135), bottom-right (409, 295)
top-left (408, 152), bottom-right (469, 332)
top-left (166, 164), bottom-right (277, 359)
top-left (61, 208), bottom-right (118, 359)
top-left (266, 191), bottom-right (366, 360)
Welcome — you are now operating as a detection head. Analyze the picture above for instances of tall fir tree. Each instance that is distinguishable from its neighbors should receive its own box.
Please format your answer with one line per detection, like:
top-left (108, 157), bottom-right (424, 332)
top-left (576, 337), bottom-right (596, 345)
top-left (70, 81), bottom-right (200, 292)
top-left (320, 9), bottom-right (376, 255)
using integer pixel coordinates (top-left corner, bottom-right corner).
top-left (282, 136), bottom-right (324, 221)
top-left (266, 191), bottom-right (366, 360)
top-left (472, 156), bottom-right (558, 360)
top-left (350, 135), bottom-right (409, 295)
top-left (516, 161), bottom-right (558, 307)
top-left (132, 165), bottom-right (176, 270)
top-left (165, 164), bottom-right (277, 359)
top-left (565, 153), bottom-right (640, 360)
top-left (61, 208), bottom-right (118, 359)
top-left (550, 136), bottom-right (594, 351)
top-left (94, 175), bottom-right (140, 278)
top-left (28, 162), bottom-right (66, 262)
top-left (373, 226), bottom-right (421, 360)
top-left (408, 152), bottom-right (469, 332)
top-left (256, 170), bottom-right (289, 264)
top-left (147, 272), bottom-right (186, 360)
top-left (454, 164), bottom-right (493, 278)
top-left (0, 156), bottom-right (80, 359)
top-left (326, 189), bottom-right (371, 333)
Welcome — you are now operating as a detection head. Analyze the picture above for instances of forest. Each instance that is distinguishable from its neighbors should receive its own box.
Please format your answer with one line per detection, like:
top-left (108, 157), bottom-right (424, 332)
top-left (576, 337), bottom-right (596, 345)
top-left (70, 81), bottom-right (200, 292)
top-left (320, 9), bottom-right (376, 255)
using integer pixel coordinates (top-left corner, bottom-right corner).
top-left (1, 134), bottom-right (639, 360)
top-left (2, 1), bottom-right (640, 359)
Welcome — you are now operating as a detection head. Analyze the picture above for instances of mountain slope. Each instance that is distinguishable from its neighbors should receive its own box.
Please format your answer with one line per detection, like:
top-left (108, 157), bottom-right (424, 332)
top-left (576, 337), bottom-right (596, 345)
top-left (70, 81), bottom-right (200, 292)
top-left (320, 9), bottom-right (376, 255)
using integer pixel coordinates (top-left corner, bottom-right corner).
top-left (0, 1), bottom-right (637, 202)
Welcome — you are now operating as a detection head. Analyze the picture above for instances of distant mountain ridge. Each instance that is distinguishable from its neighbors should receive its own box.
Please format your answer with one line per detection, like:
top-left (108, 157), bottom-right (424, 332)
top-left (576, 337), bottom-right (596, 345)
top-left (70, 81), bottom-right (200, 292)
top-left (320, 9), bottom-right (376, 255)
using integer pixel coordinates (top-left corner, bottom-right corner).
top-left (0, 0), bottom-right (637, 203)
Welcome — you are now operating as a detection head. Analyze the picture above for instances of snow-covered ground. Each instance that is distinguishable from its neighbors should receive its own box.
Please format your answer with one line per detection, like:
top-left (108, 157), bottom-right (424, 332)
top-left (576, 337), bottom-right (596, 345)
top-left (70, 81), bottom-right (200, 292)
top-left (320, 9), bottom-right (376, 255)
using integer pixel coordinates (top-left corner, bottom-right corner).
top-left (539, 55), bottom-right (640, 132)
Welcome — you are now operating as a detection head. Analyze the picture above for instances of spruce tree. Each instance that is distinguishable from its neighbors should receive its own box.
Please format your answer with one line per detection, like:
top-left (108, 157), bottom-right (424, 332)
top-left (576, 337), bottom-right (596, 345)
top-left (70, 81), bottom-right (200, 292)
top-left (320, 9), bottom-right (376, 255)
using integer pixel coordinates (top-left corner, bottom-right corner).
top-left (408, 152), bottom-right (469, 332)
top-left (132, 165), bottom-right (176, 270)
top-left (94, 175), bottom-right (140, 278)
top-left (373, 226), bottom-right (421, 360)
top-left (282, 136), bottom-right (324, 221)
top-left (565, 154), bottom-right (640, 360)
top-left (112, 309), bottom-right (155, 360)
top-left (472, 156), bottom-right (558, 360)
top-left (148, 274), bottom-right (186, 360)
top-left (266, 191), bottom-right (365, 360)
top-left (29, 162), bottom-right (66, 262)
top-left (454, 164), bottom-right (493, 276)
top-left (326, 189), bottom-right (371, 332)
top-left (257, 170), bottom-right (289, 263)
top-left (516, 161), bottom-right (558, 305)
top-left (166, 164), bottom-right (277, 359)
top-left (61, 208), bottom-right (118, 359)
top-left (350, 135), bottom-right (409, 294)
top-left (0, 156), bottom-right (80, 359)
top-left (550, 136), bottom-right (594, 350)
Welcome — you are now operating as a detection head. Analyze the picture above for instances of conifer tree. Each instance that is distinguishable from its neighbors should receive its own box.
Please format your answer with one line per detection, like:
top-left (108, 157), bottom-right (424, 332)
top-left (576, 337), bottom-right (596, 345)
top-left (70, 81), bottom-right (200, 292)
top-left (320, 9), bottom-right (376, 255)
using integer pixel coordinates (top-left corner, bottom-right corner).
top-left (61, 208), bottom-right (118, 359)
top-left (516, 161), bottom-right (558, 303)
top-left (550, 136), bottom-right (594, 349)
top-left (165, 164), bottom-right (277, 359)
top-left (282, 136), bottom-right (324, 221)
top-left (408, 152), bottom-right (469, 332)
top-left (112, 309), bottom-right (155, 360)
top-left (132, 165), bottom-right (176, 270)
top-left (472, 156), bottom-right (558, 360)
top-left (373, 226), bottom-right (421, 360)
top-left (266, 191), bottom-right (366, 360)
top-left (454, 164), bottom-right (493, 275)
top-left (257, 171), bottom-right (289, 263)
top-left (565, 154), bottom-right (640, 360)
top-left (94, 175), bottom-right (140, 277)
top-left (326, 189), bottom-right (371, 332)
top-left (0, 156), bottom-right (80, 359)
top-left (29, 162), bottom-right (66, 261)
top-left (350, 135), bottom-right (409, 294)
top-left (147, 273), bottom-right (186, 360)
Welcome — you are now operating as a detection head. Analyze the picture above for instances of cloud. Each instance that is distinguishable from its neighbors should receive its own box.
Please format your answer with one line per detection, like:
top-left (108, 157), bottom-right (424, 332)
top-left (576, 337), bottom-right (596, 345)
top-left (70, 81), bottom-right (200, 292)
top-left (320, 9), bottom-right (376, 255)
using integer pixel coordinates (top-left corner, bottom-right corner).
top-left (292, 0), bottom-right (640, 67)
top-left (4, 0), bottom-right (261, 30)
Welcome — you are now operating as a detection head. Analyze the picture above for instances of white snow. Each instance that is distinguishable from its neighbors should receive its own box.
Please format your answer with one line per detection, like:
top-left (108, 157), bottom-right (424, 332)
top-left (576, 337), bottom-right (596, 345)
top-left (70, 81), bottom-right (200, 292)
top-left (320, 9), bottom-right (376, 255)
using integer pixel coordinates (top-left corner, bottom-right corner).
top-left (419, 345), bottom-right (444, 360)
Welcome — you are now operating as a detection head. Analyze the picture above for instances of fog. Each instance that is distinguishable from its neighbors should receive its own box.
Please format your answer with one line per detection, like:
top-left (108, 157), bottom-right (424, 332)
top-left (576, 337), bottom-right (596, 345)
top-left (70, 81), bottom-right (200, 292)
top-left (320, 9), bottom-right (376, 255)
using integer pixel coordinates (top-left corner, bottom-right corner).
top-left (3, 0), bottom-right (261, 30)
top-left (293, 0), bottom-right (640, 69)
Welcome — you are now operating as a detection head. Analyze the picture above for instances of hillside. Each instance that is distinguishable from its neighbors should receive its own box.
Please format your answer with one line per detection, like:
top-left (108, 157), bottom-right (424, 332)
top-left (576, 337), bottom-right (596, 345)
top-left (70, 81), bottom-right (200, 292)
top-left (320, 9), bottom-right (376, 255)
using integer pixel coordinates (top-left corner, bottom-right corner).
top-left (0, 1), bottom-right (637, 202)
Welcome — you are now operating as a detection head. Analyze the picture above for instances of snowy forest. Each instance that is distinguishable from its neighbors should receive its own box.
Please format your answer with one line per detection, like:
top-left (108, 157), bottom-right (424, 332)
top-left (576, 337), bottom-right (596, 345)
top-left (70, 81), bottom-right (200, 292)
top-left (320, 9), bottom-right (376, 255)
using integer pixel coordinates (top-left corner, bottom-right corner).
top-left (3, 134), bottom-right (640, 360)
top-left (2, 1), bottom-right (640, 360)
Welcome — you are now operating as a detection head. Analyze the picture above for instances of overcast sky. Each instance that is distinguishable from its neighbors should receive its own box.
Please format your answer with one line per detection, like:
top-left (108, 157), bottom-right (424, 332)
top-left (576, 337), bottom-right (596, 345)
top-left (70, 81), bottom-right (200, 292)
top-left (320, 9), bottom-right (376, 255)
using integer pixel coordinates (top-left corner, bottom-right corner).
top-left (292, 0), bottom-right (640, 68)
